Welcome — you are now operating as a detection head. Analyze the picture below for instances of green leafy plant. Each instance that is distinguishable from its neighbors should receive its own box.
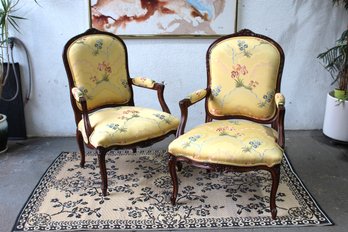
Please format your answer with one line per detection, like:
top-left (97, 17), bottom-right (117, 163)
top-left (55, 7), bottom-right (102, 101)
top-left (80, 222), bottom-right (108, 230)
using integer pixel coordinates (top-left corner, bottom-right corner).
top-left (0, 0), bottom-right (38, 100)
top-left (333, 0), bottom-right (348, 9)
top-left (318, 30), bottom-right (348, 93)
top-left (318, 0), bottom-right (348, 99)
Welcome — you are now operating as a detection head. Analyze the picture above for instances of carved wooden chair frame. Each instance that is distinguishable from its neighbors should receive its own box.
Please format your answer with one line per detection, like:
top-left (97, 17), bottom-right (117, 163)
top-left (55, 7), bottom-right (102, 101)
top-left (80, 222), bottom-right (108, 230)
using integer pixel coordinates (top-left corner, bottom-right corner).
top-left (167, 29), bottom-right (285, 219)
top-left (63, 28), bottom-right (176, 196)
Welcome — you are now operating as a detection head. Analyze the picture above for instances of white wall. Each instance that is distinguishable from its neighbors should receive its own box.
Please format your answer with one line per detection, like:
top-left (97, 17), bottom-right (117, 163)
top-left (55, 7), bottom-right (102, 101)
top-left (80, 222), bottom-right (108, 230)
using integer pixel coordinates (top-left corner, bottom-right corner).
top-left (9, 0), bottom-right (348, 136)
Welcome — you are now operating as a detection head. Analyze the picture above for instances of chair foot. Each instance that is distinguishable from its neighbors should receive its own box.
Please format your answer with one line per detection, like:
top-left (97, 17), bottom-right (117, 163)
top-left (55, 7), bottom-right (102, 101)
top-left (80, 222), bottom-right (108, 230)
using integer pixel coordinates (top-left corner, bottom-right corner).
top-left (102, 188), bottom-right (108, 196)
top-left (170, 196), bottom-right (176, 206)
top-left (80, 162), bottom-right (85, 168)
top-left (271, 208), bottom-right (277, 220)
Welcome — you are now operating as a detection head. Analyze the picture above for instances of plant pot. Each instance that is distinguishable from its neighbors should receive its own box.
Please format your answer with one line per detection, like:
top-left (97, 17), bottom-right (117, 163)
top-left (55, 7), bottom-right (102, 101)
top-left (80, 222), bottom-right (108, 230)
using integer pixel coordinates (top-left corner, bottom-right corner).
top-left (323, 91), bottom-right (348, 142)
top-left (0, 114), bottom-right (8, 153)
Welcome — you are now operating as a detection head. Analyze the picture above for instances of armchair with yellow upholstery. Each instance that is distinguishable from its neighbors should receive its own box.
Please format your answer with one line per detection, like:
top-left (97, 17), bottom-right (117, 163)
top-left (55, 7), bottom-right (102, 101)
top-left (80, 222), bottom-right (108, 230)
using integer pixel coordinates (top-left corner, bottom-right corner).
top-left (168, 29), bottom-right (285, 220)
top-left (63, 28), bottom-right (179, 196)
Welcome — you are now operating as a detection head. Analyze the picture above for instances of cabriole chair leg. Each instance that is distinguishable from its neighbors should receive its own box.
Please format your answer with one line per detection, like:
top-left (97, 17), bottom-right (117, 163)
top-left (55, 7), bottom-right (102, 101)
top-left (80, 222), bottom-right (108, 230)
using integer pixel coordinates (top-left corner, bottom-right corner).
top-left (270, 165), bottom-right (280, 220)
top-left (168, 154), bottom-right (178, 205)
top-left (76, 130), bottom-right (85, 168)
top-left (97, 148), bottom-right (108, 196)
top-left (176, 161), bottom-right (182, 172)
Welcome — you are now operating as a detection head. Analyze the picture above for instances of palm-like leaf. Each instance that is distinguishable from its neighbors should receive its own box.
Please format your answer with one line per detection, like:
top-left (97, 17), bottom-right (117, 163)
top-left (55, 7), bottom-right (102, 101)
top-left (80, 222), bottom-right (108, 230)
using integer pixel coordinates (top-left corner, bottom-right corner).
top-left (318, 28), bottom-right (348, 89)
top-left (333, 0), bottom-right (348, 10)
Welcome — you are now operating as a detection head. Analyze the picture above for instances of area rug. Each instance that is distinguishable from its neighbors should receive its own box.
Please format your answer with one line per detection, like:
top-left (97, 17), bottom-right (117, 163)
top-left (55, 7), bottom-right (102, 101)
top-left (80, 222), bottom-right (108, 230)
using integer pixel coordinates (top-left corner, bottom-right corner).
top-left (13, 150), bottom-right (332, 231)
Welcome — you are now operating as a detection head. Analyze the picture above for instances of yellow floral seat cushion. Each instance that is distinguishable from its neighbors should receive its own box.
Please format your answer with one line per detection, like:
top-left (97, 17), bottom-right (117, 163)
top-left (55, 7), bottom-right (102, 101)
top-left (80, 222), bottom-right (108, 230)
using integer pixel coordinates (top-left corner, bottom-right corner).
top-left (168, 120), bottom-right (283, 167)
top-left (78, 106), bottom-right (179, 148)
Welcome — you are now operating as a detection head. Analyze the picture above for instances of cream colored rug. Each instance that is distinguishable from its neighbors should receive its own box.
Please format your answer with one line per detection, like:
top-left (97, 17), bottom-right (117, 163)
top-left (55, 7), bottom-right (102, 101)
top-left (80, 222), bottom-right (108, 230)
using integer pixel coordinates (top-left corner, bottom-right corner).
top-left (13, 150), bottom-right (332, 231)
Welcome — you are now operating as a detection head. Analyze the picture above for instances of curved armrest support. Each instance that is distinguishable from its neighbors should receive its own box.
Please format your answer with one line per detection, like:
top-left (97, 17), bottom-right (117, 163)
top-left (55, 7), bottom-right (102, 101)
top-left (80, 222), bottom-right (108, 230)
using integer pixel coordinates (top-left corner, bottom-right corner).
top-left (273, 93), bottom-right (285, 149)
top-left (131, 77), bottom-right (170, 113)
top-left (71, 87), bottom-right (92, 142)
top-left (176, 88), bottom-right (210, 137)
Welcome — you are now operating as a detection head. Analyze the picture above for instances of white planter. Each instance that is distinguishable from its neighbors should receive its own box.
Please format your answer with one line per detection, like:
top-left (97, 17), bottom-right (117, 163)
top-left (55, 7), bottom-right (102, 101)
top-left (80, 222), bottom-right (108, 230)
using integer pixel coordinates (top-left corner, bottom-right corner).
top-left (323, 92), bottom-right (348, 142)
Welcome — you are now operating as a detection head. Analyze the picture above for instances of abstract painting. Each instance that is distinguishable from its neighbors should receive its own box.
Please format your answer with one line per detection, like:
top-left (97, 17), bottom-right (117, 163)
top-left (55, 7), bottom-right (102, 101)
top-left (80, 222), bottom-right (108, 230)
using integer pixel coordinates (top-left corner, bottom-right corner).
top-left (90, 0), bottom-right (237, 37)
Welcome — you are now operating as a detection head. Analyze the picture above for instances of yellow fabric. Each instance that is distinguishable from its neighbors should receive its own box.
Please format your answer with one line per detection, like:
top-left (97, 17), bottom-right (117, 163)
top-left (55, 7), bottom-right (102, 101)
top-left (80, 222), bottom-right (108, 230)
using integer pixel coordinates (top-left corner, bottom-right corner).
top-left (132, 77), bottom-right (156, 88)
top-left (169, 120), bottom-right (283, 167)
top-left (78, 106), bottom-right (179, 147)
top-left (275, 93), bottom-right (285, 106)
top-left (208, 37), bottom-right (281, 120)
top-left (185, 89), bottom-right (207, 104)
top-left (71, 87), bottom-right (83, 102)
top-left (67, 34), bottom-right (131, 111)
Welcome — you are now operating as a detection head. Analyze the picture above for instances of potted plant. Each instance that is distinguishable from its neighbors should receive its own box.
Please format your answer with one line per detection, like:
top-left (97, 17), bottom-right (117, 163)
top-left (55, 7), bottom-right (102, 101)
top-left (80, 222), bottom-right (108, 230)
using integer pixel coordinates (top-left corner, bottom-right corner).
top-left (0, 0), bottom-right (38, 152)
top-left (318, 0), bottom-right (348, 142)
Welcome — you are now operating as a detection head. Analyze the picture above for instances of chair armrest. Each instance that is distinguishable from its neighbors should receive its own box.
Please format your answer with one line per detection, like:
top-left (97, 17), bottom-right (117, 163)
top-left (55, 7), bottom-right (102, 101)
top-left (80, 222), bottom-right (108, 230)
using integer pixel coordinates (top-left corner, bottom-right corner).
top-left (71, 87), bottom-right (84, 102)
top-left (71, 87), bottom-right (92, 142)
top-left (185, 89), bottom-right (208, 105)
top-left (131, 77), bottom-right (156, 89)
top-left (176, 88), bottom-right (210, 137)
top-left (275, 93), bottom-right (285, 107)
top-left (273, 93), bottom-right (285, 149)
top-left (131, 77), bottom-right (171, 113)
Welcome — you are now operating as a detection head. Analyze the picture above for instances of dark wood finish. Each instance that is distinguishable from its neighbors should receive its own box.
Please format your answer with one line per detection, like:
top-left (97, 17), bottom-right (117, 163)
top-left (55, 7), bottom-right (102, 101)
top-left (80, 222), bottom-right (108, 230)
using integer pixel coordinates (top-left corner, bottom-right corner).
top-left (133, 81), bottom-right (171, 114)
top-left (169, 29), bottom-right (285, 220)
top-left (76, 129), bottom-right (85, 168)
top-left (63, 28), bottom-right (176, 196)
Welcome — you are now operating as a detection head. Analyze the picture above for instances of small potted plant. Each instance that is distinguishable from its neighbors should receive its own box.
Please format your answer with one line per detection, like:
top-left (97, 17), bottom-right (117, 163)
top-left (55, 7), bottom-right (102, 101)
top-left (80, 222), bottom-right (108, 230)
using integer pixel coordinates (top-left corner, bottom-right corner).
top-left (318, 28), bottom-right (348, 101)
top-left (318, 0), bottom-right (348, 142)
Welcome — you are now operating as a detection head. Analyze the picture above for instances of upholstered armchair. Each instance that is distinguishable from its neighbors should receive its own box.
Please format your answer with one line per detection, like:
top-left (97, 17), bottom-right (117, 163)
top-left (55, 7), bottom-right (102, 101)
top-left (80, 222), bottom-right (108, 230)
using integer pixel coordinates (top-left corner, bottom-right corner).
top-left (168, 29), bottom-right (285, 220)
top-left (63, 28), bottom-right (179, 196)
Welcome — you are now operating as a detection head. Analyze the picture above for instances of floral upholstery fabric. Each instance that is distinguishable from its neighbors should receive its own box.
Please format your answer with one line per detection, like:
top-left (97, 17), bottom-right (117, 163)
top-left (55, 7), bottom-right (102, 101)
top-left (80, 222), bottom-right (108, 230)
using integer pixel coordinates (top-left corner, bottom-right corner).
top-left (66, 34), bottom-right (131, 111)
top-left (185, 89), bottom-right (207, 104)
top-left (208, 37), bottom-right (281, 120)
top-left (168, 120), bottom-right (283, 167)
top-left (275, 93), bottom-right (285, 106)
top-left (71, 87), bottom-right (83, 101)
top-left (78, 106), bottom-right (179, 147)
top-left (132, 77), bottom-right (156, 88)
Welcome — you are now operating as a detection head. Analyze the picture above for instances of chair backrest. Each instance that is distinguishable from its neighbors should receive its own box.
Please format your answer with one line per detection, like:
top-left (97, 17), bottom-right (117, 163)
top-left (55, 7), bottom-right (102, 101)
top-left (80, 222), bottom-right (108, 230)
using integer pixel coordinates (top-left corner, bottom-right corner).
top-left (63, 29), bottom-right (134, 119)
top-left (206, 29), bottom-right (284, 122)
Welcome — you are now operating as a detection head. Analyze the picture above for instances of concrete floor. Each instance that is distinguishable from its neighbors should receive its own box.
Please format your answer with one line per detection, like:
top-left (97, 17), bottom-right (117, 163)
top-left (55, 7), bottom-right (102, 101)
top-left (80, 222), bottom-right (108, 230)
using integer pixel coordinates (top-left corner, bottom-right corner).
top-left (0, 130), bottom-right (347, 232)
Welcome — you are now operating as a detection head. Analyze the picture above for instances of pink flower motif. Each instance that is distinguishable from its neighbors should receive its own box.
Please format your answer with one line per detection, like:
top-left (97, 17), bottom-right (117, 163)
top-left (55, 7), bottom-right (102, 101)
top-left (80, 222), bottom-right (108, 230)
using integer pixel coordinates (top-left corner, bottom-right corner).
top-left (90, 75), bottom-right (97, 83)
top-left (216, 126), bottom-right (235, 132)
top-left (123, 109), bottom-right (139, 114)
top-left (97, 61), bottom-right (112, 73)
top-left (231, 64), bottom-right (248, 79)
top-left (105, 66), bottom-right (112, 74)
top-left (248, 80), bottom-right (259, 88)
top-left (231, 71), bottom-right (239, 79)
top-left (239, 65), bottom-right (248, 75)
top-left (97, 63), bottom-right (104, 71)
